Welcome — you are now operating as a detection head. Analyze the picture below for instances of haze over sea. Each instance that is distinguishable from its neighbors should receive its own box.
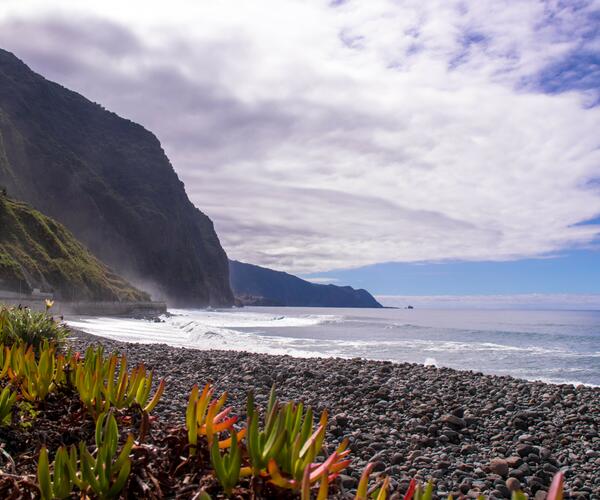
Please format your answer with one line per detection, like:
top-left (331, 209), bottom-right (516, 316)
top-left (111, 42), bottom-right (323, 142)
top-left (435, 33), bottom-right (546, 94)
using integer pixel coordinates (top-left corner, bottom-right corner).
top-left (69, 299), bottom-right (600, 387)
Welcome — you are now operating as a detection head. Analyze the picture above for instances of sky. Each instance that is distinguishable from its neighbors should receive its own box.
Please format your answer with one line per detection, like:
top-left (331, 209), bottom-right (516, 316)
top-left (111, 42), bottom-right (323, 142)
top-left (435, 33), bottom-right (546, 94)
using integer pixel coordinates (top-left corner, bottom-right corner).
top-left (0, 0), bottom-right (599, 296)
top-left (305, 248), bottom-right (600, 294)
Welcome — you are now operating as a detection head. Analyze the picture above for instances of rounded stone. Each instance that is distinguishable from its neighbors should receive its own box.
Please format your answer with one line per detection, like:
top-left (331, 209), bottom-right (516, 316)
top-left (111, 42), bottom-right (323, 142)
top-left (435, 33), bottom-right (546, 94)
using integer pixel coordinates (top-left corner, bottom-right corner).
top-left (506, 477), bottom-right (521, 492)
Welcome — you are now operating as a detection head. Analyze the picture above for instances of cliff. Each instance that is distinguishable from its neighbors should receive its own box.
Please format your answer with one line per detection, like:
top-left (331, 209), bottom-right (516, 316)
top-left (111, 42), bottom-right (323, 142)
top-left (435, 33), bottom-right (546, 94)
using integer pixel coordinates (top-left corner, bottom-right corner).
top-left (229, 260), bottom-right (383, 308)
top-left (0, 49), bottom-right (233, 306)
top-left (0, 195), bottom-right (148, 302)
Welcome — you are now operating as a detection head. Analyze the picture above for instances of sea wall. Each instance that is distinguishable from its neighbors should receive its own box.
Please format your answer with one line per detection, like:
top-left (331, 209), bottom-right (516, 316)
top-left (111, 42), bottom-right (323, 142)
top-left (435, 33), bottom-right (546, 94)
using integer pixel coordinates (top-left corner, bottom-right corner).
top-left (0, 294), bottom-right (167, 317)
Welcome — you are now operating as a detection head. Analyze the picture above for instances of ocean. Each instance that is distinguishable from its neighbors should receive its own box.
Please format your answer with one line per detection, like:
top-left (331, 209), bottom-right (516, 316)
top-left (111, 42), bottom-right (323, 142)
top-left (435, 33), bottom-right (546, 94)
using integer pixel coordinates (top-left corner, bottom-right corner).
top-left (67, 306), bottom-right (600, 387)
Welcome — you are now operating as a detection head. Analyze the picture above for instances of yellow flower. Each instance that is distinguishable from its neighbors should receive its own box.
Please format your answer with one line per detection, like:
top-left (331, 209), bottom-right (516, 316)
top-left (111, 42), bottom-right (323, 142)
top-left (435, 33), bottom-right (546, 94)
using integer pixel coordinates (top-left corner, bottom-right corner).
top-left (44, 299), bottom-right (54, 311)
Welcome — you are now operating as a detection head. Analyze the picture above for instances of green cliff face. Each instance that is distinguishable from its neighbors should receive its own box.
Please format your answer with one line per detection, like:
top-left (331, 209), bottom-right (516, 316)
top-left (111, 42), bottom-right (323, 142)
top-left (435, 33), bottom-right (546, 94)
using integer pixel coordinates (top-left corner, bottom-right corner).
top-left (0, 49), bottom-right (233, 307)
top-left (0, 195), bottom-right (148, 302)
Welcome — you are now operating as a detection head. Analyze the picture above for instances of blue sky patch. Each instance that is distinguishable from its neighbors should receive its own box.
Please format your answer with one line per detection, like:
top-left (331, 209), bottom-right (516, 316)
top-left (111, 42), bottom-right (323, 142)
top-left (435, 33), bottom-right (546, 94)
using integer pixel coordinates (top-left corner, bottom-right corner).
top-left (303, 250), bottom-right (600, 295)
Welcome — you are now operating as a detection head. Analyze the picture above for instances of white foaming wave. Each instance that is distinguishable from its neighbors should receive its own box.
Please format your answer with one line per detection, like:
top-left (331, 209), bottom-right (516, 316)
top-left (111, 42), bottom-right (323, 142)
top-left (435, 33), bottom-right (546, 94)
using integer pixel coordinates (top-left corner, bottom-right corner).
top-left (424, 357), bottom-right (438, 367)
top-left (167, 309), bottom-right (342, 328)
top-left (530, 377), bottom-right (600, 388)
top-left (320, 338), bottom-right (575, 356)
top-left (68, 316), bottom-right (328, 358)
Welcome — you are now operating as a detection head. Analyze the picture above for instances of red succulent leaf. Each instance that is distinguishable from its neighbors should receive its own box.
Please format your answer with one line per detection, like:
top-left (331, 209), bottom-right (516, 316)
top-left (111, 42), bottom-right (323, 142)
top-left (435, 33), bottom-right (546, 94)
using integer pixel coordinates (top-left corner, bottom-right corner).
top-left (404, 479), bottom-right (417, 500)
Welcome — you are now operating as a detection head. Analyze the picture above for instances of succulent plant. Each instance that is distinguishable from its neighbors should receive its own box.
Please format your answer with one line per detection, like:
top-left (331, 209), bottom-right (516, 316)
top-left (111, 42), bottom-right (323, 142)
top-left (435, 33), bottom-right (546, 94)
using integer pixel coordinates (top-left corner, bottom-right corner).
top-left (247, 387), bottom-right (351, 492)
top-left (7, 342), bottom-right (64, 402)
top-left (72, 347), bottom-right (164, 421)
top-left (210, 428), bottom-right (242, 496)
top-left (0, 385), bottom-right (16, 426)
top-left (37, 445), bottom-right (75, 500)
top-left (37, 412), bottom-right (133, 500)
top-left (186, 383), bottom-right (240, 455)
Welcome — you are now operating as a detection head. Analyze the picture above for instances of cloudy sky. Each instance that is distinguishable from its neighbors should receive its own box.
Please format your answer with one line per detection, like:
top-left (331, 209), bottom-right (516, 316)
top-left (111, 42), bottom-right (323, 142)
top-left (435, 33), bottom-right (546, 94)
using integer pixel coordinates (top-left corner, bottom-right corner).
top-left (1, 1), bottom-right (599, 293)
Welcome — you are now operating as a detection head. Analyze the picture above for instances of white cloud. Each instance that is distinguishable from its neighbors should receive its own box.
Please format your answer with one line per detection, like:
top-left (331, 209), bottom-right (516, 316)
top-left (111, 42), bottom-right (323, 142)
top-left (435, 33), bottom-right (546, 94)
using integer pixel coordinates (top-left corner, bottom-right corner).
top-left (0, 0), bottom-right (599, 273)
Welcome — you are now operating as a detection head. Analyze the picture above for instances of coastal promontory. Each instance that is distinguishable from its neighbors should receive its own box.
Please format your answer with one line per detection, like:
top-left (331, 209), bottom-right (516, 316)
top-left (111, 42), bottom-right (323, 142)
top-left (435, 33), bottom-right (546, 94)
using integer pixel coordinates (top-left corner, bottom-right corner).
top-left (229, 259), bottom-right (383, 308)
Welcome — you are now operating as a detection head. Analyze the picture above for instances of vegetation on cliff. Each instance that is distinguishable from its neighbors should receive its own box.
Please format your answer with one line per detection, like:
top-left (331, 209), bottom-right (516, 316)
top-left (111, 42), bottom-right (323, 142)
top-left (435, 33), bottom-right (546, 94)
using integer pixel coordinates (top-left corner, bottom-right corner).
top-left (0, 48), bottom-right (232, 306)
top-left (0, 196), bottom-right (148, 302)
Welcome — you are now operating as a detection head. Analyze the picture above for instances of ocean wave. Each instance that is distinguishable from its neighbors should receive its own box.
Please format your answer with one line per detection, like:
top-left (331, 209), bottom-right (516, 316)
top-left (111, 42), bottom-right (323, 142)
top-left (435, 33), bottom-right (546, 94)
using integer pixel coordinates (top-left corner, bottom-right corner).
top-left (68, 317), bottom-right (597, 360)
top-left (526, 377), bottom-right (600, 388)
top-left (168, 309), bottom-right (341, 328)
top-left (384, 323), bottom-right (429, 330)
top-left (67, 307), bottom-right (600, 387)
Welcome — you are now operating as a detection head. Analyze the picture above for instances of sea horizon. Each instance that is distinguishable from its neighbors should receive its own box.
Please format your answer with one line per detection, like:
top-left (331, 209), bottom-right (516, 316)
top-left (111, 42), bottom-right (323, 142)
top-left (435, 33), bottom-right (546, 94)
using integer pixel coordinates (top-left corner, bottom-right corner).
top-left (376, 293), bottom-right (600, 310)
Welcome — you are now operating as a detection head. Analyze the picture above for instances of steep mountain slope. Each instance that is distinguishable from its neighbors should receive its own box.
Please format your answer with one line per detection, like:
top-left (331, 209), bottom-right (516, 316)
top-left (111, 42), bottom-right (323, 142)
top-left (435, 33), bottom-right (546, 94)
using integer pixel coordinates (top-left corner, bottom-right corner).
top-left (229, 260), bottom-right (383, 308)
top-left (0, 49), bottom-right (233, 306)
top-left (0, 195), bottom-right (148, 301)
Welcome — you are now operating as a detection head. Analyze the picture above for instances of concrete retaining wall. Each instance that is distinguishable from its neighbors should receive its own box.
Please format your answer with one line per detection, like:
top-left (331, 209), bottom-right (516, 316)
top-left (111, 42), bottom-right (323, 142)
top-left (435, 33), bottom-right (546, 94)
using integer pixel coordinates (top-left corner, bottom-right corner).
top-left (0, 295), bottom-right (167, 317)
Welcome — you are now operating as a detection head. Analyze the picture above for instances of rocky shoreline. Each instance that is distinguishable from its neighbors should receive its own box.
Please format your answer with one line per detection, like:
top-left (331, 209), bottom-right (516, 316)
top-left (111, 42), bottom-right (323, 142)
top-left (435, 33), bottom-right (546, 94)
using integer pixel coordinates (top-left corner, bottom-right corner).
top-left (68, 329), bottom-right (600, 499)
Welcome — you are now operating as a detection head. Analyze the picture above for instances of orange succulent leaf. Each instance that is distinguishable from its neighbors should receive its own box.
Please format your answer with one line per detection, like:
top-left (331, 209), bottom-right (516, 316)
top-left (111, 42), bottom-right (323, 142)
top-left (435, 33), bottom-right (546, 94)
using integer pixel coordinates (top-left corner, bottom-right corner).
top-left (319, 409), bottom-right (328, 426)
top-left (218, 428), bottom-right (247, 448)
top-left (329, 459), bottom-right (352, 475)
top-left (268, 459), bottom-right (297, 489)
top-left (213, 415), bottom-right (238, 433)
top-left (199, 414), bottom-right (238, 434)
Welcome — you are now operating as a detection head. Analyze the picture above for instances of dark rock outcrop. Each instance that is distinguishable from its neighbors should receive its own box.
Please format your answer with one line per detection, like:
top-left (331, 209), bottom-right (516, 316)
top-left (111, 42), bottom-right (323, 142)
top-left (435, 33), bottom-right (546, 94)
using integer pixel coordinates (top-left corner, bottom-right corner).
top-left (229, 260), bottom-right (382, 308)
top-left (0, 49), bottom-right (233, 306)
top-left (0, 195), bottom-right (148, 301)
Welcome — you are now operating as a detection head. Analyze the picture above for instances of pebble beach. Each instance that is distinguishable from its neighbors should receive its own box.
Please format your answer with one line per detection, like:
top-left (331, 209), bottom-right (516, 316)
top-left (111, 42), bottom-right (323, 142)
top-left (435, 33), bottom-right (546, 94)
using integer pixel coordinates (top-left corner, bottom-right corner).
top-left (69, 330), bottom-right (600, 499)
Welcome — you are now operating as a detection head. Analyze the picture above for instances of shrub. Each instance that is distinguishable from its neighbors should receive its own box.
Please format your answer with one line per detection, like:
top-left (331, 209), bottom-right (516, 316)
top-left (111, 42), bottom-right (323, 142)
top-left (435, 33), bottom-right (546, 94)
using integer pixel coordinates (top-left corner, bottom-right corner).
top-left (0, 306), bottom-right (69, 349)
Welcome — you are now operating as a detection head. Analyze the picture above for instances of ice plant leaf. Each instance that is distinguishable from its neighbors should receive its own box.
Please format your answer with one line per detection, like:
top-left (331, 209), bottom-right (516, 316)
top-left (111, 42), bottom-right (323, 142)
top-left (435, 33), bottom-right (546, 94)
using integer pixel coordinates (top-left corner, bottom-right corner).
top-left (301, 464), bottom-right (312, 500)
top-left (317, 470), bottom-right (329, 500)
top-left (404, 478), bottom-right (417, 500)
top-left (143, 378), bottom-right (166, 413)
top-left (37, 446), bottom-right (52, 500)
top-left (422, 480), bottom-right (434, 500)
top-left (218, 427), bottom-right (247, 448)
top-left (376, 477), bottom-right (391, 500)
top-left (268, 459), bottom-right (297, 489)
top-left (356, 462), bottom-right (374, 500)
top-left (547, 472), bottom-right (564, 500)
